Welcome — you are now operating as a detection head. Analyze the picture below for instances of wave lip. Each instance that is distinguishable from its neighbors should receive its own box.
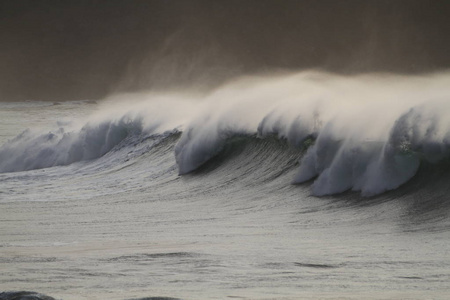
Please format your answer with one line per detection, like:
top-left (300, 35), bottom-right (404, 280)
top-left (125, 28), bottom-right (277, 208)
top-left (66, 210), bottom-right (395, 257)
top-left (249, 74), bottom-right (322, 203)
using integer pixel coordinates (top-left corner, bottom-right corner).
top-left (173, 72), bottom-right (450, 196)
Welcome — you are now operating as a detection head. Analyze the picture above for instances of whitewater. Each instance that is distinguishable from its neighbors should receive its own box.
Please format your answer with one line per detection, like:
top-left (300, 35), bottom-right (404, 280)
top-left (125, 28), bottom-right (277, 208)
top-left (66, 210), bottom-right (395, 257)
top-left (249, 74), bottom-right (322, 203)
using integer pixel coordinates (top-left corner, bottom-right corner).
top-left (1, 71), bottom-right (450, 299)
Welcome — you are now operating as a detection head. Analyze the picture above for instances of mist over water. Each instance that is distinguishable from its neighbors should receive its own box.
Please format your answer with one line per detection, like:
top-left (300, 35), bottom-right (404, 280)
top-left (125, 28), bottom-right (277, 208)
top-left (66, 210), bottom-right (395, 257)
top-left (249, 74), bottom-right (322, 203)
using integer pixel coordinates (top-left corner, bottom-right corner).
top-left (1, 0), bottom-right (450, 101)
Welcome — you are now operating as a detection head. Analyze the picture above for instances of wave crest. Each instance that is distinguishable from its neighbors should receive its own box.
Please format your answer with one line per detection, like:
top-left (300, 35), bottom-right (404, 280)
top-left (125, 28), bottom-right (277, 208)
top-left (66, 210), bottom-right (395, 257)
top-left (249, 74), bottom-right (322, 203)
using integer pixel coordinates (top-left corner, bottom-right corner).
top-left (0, 116), bottom-right (144, 173)
top-left (4, 71), bottom-right (450, 197)
top-left (174, 72), bottom-right (450, 196)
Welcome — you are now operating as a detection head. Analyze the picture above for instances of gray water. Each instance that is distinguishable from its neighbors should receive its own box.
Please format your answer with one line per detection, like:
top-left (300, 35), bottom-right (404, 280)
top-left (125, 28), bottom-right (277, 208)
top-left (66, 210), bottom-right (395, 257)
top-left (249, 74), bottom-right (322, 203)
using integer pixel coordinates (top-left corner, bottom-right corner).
top-left (1, 73), bottom-right (450, 299)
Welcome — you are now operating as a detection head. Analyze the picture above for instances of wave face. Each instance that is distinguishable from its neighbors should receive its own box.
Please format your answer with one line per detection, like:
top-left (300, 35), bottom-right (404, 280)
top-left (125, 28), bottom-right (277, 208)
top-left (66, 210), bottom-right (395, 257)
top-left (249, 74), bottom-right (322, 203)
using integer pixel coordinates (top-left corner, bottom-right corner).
top-left (2, 71), bottom-right (450, 197)
top-left (174, 72), bottom-right (450, 196)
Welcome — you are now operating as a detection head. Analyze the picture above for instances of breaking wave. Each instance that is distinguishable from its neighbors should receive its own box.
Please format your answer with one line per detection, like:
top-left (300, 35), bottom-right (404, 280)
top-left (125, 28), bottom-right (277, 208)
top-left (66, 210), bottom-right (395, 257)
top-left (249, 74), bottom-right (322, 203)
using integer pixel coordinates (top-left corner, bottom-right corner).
top-left (2, 71), bottom-right (450, 196)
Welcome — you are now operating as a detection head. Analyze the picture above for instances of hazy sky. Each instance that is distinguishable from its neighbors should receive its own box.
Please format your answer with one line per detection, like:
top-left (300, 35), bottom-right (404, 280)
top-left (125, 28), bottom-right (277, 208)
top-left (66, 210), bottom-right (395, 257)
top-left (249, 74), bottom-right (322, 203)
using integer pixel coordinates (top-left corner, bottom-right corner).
top-left (1, 0), bottom-right (450, 101)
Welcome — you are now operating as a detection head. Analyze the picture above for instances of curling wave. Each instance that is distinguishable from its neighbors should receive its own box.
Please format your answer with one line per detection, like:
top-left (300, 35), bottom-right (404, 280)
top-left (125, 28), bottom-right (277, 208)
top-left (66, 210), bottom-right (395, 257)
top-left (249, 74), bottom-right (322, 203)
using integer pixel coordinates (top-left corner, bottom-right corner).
top-left (174, 72), bottom-right (450, 196)
top-left (3, 71), bottom-right (450, 197)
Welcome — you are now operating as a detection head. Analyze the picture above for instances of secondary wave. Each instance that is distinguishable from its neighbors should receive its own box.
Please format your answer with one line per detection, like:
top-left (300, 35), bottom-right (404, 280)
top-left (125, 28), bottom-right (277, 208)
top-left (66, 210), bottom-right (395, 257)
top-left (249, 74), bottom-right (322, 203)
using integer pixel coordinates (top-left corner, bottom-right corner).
top-left (0, 93), bottom-right (192, 173)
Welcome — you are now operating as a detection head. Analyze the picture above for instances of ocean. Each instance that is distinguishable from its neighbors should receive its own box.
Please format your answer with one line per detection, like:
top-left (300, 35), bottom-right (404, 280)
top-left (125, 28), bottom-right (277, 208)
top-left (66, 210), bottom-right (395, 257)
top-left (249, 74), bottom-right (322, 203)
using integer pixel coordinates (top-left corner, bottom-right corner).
top-left (1, 71), bottom-right (450, 299)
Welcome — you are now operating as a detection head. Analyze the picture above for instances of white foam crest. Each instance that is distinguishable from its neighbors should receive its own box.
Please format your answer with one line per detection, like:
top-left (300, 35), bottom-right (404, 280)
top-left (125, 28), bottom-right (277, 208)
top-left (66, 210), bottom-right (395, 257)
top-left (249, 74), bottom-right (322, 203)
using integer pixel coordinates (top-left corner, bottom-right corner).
top-left (174, 73), bottom-right (325, 173)
top-left (3, 70), bottom-right (450, 197)
top-left (290, 78), bottom-right (450, 196)
top-left (174, 71), bottom-right (450, 195)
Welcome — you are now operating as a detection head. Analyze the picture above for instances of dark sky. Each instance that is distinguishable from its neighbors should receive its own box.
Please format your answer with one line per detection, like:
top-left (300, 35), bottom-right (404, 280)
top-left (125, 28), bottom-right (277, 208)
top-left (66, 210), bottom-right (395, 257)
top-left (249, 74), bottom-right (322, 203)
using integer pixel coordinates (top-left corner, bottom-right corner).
top-left (1, 0), bottom-right (450, 101)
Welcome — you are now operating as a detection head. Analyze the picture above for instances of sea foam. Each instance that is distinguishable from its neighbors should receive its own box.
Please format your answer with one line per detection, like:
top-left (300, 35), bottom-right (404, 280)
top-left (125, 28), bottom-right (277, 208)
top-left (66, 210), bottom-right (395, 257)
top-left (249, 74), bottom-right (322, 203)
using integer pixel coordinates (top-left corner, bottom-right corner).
top-left (174, 71), bottom-right (450, 196)
top-left (2, 71), bottom-right (450, 196)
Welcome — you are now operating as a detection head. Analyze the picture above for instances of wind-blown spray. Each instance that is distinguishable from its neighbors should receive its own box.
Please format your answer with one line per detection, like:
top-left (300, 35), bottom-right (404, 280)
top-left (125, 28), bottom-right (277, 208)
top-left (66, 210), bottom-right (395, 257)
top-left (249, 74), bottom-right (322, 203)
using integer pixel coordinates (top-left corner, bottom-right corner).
top-left (2, 71), bottom-right (450, 196)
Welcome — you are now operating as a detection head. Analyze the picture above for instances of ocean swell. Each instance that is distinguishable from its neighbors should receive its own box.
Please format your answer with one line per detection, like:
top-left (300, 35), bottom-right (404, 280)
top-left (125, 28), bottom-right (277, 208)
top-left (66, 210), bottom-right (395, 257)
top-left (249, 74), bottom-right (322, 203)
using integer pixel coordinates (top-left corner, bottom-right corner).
top-left (3, 71), bottom-right (450, 197)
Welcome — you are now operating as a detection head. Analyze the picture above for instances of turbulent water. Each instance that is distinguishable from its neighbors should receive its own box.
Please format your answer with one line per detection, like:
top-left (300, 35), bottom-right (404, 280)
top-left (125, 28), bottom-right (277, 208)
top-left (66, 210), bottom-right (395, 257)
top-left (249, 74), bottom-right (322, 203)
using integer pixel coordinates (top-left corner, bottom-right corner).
top-left (1, 71), bottom-right (450, 299)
